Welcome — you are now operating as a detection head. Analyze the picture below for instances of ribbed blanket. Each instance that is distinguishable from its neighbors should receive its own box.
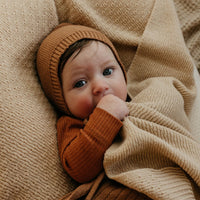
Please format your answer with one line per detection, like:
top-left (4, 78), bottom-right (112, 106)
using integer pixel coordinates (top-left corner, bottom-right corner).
top-left (103, 1), bottom-right (200, 199)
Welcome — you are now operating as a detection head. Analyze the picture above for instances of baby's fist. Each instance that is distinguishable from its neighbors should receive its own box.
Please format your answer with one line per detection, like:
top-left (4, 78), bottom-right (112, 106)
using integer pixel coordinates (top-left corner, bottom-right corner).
top-left (97, 94), bottom-right (129, 120)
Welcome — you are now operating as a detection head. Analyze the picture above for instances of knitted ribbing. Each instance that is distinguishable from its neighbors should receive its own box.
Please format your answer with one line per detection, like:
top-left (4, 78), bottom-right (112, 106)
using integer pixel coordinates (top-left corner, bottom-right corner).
top-left (103, 0), bottom-right (200, 199)
top-left (57, 108), bottom-right (123, 183)
top-left (174, 0), bottom-right (200, 72)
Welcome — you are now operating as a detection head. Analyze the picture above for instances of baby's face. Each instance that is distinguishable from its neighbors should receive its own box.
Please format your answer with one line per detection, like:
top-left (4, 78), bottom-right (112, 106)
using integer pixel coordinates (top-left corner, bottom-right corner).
top-left (61, 41), bottom-right (127, 119)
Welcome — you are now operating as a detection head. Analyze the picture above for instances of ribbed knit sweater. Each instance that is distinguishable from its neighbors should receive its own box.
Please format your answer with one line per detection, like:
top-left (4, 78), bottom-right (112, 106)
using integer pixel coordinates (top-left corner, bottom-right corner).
top-left (57, 108), bottom-right (123, 183)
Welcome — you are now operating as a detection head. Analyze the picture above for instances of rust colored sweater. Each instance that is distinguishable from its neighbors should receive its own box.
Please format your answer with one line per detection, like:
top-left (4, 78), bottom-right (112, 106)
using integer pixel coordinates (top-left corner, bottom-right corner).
top-left (56, 107), bottom-right (123, 183)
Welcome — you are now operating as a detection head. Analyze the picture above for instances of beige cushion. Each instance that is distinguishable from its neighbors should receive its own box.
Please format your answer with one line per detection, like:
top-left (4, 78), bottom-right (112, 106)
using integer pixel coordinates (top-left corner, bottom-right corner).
top-left (0, 0), bottom-right (77, 199)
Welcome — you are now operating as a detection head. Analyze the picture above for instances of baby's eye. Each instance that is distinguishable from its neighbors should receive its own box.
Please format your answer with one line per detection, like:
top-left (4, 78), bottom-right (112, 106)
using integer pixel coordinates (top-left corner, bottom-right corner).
top-left (103, 68), bottom-right (113, 76)
top-left (74, 80), bottom-right (87, 88)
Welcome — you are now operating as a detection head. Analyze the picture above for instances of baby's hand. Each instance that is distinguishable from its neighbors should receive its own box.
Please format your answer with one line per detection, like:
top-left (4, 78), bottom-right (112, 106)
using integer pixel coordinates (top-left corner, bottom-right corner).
top-left (96, 94), bottom-right (129, 120)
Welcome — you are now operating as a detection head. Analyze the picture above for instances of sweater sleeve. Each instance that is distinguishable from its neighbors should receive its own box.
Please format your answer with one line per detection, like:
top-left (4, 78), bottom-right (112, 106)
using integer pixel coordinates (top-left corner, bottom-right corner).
top-left (56, 107), bottom-right (123, 183)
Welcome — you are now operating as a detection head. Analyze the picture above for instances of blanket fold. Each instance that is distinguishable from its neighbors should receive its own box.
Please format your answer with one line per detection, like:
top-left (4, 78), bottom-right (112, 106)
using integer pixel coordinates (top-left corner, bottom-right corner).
top-left (103, 0), bottom-right (200, 199)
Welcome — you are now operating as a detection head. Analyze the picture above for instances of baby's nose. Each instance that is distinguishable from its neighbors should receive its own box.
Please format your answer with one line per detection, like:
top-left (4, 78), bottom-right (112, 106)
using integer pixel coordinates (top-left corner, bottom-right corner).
top-left (92, 80), bottom-right (109, 96)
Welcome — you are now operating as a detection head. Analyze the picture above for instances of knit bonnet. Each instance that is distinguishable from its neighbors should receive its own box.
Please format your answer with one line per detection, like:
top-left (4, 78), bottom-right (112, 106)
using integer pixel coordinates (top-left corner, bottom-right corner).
top-left (37, 23), bottom-right (126, 115)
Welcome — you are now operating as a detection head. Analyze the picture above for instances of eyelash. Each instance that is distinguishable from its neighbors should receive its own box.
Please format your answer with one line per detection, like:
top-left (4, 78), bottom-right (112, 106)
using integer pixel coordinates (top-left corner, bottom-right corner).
top-left (73, 80), bottom-right (87, 88)
top-left (103, 67), bottom-right (114, 76)
top-left (73, 67), bottom-right (114, 88)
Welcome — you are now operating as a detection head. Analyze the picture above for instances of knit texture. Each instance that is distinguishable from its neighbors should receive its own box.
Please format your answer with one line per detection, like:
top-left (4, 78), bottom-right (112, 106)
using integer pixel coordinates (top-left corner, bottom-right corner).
top-left (0, 1), bottom-right (78, 200)
top-left (103, 0), bottom-right (200, 199)
top-left (57, 108), bottom-right (123, 183)
top-left (174, 0), bottom-right (200, 72)
top-left (1, 0), bottom-right (200, 200)
top-left (60, 172), bottom-right (151, 200)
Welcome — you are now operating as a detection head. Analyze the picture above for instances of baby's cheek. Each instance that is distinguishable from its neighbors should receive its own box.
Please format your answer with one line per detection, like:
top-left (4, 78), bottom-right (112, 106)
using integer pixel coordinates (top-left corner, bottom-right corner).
top-left (77, 98), bottom-right (94, 117)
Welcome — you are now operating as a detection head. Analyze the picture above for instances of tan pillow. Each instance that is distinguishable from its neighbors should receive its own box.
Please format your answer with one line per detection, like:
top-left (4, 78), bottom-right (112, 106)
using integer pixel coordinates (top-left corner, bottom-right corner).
top-left (0, 0), bottom-right (77, 199)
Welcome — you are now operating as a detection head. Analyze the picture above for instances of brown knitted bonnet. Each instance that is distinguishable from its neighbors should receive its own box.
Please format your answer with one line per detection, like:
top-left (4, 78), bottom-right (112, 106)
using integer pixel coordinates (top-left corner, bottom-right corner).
top-left (37, 23), bottom-right (126, 115)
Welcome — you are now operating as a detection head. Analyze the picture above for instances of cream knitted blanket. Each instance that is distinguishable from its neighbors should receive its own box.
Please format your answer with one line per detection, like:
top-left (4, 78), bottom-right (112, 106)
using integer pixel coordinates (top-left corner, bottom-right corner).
top-left (103, 0), bottom-right (200, 199)
top-left (1, 0), bottom-right (200, 199)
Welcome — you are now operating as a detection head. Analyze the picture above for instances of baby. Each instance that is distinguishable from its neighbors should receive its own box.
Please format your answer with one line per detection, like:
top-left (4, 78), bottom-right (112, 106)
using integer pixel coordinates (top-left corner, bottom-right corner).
top-left (37, 23), bottom-right (129, 183)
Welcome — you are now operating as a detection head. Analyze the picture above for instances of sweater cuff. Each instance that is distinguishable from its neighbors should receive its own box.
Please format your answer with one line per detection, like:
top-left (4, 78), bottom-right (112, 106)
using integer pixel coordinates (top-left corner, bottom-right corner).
top-left (84, 108), bottom-right (123, 145)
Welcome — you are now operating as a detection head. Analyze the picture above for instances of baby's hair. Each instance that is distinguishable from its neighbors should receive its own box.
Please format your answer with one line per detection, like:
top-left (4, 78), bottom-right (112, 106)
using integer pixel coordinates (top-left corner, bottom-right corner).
top-left (58, 39), bottom-right (92, 84)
